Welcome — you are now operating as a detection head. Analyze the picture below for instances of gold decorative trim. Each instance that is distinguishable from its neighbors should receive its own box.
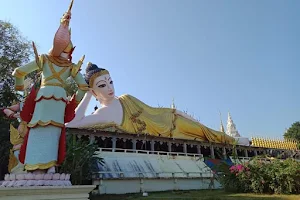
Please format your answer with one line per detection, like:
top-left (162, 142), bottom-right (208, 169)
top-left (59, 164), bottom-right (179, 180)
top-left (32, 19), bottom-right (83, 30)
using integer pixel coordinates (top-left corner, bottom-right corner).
top-left (71, 55), bottom-right (85, 78)
top-left (10, 124), bottom-right (24, 145)
top-left (79, 122), bottom-right (130, 133)
top-left (32, 42), bottom-right (42, 70)
top-left (41, 82), bottom-right (64, 88)
top-left (25, 160), bottom-right (57, 171)
top-left (129, 110), bottom-right (147, 133)
top-left (8, 149), bottom-right (18, 173)
top-left (46, 55), bottom-right (73, 67)
top-left (15, 85), bottom-right (24, 91)
top-left (251, 137), bottom-right (298, 150)
top-left (78, 84), bottom-right (89, 91)
top-left (89, 70), bottom-right (110, 88)
top-left (13, 69), bottom-right (27, 78)
top-left (28, 120), bottom-right (64, 128)
top-left (45, 60), bottom-right (68, 84)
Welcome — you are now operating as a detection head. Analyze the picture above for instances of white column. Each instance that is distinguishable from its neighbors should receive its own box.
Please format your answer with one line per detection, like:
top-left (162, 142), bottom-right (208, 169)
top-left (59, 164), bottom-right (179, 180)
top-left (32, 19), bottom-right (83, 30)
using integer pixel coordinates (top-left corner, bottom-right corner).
top-left (132, 139), bottom-right (137, 150)
top-left (151, 140), bottom-right (155, 153)
top-left (244, 149), bottom-right (248, 157)
top-left (197, 145), bottom-right (201, 154)
top-left (112, 136), bottom-right (117, 152)
top-left (223, 147), bottom-right (227, 159)
top-left (168, 142), bottom-right (172, 152)
top-left (183, 142), bottom-right (187, 154)
top-left (89, 134), bottom-right (95, 144)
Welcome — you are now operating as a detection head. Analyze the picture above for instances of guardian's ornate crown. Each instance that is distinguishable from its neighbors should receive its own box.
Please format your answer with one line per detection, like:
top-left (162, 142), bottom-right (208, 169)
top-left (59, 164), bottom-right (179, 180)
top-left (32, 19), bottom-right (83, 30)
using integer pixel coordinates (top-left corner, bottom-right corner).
top-left (49, 0), bottom-right (75, 57)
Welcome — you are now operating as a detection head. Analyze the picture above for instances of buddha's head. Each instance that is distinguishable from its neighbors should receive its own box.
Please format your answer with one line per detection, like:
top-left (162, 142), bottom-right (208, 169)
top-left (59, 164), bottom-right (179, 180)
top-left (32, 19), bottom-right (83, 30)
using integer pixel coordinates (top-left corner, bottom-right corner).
top-left (85, 62), bottom-right (115, 102)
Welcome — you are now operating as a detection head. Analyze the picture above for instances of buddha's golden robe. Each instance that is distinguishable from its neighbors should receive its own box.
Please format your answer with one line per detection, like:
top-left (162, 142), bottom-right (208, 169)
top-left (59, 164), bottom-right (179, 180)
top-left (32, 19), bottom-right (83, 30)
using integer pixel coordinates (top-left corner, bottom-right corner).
top-left (118, 94), bottom-right (235, 144)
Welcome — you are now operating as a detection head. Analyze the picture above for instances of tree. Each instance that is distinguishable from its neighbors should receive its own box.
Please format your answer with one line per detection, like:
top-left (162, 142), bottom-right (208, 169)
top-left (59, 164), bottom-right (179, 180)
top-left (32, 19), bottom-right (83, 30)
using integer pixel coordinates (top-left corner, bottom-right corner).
top-left (284, 121), bottom-right (300, 142)
top-left (58, 134), bottom-right (104, 185)
top-left (0, 20), bottom-right (33, 178)
top-left (64, 77), bottom-right (78, 97)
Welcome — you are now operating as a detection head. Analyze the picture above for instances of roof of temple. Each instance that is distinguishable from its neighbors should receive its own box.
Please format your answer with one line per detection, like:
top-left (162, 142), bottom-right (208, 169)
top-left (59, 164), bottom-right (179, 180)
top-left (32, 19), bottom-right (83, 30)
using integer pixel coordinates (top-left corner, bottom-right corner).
top-left (251, 137), bottom-right (298, 150)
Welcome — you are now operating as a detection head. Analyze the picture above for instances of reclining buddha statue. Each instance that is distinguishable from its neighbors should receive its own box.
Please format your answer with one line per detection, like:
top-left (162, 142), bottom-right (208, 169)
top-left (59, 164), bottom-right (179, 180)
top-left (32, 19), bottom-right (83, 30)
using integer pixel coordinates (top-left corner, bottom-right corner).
top-left (66, 63), bottom-right (234, 144)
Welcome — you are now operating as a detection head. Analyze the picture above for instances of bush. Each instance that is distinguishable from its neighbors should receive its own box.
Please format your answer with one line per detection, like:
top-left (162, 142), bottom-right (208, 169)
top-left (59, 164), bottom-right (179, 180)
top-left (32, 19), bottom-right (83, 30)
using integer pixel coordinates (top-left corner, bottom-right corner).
top-left (219, 158), bottom-right (300, 194)
top-left (58, 134), bottom-right (104, 185)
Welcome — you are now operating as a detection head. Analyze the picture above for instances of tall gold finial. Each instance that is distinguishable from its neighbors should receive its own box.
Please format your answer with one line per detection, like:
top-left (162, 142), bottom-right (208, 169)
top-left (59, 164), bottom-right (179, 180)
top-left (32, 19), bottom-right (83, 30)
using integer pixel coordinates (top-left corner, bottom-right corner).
top-left (68, 0), bottom-right (74, 13)
top-left (219, 111), bottom-right (225, 133)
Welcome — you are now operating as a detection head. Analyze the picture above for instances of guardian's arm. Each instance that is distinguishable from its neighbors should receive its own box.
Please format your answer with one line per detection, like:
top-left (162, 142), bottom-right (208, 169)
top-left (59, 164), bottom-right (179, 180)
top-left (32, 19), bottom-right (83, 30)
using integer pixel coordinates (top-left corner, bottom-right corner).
top-left (12, 60), bottom-right (39, 91)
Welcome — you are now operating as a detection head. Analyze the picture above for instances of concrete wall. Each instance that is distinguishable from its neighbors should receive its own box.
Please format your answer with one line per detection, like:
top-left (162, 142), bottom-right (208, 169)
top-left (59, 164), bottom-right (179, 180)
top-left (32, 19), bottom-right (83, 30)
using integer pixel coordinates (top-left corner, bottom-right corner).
top-left (93, 149), bottom-right (213, 179)
top-left (92, 149), bottom-right (221, 194)
top-left (94, 178), bottom-right (222, 194)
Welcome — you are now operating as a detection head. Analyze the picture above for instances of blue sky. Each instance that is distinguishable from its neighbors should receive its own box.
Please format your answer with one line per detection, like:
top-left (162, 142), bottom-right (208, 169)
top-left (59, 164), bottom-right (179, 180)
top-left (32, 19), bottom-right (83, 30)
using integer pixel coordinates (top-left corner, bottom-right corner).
top-left (1, 0), bottom-right (299, 139)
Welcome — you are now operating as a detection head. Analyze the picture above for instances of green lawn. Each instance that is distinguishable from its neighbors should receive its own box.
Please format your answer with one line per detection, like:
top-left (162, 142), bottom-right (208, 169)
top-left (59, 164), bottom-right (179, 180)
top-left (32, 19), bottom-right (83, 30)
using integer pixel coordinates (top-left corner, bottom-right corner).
top-left (90, 190), bottom-right (300, 200)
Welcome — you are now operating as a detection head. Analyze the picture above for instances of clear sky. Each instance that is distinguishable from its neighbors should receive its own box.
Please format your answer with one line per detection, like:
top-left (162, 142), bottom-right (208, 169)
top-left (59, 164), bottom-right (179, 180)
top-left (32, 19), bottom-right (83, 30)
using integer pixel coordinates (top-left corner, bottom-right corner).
top-left (1, 0), bottom-right (299, 139)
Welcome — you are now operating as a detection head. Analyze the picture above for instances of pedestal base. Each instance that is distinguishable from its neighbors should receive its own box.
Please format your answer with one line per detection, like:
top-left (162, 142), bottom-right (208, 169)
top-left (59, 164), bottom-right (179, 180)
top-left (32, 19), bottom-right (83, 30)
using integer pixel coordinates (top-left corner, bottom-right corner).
top-left (0, 185), bottom-right (96, 200)
top-left (1, 173), bottom-right (72, 187)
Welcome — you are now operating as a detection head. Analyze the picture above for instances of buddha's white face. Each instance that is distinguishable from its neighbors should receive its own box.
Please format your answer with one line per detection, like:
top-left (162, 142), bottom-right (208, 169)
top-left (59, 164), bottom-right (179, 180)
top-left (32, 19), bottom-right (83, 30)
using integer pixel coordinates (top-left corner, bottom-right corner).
top-left (91, 74), bottom-right (115, 102)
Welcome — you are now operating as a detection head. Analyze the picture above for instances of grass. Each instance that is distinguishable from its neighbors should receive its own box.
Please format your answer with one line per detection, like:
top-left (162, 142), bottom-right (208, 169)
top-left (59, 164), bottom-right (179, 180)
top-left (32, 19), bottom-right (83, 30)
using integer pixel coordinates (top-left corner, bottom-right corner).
top-left (90, 190), bottom-right (300, 200)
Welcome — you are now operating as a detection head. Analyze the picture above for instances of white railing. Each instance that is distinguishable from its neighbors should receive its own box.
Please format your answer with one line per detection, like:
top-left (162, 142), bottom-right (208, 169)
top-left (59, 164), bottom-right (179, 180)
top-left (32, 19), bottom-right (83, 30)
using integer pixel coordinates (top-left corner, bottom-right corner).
top-left (238, 157), bottom-right (251, 162)
top-left (97, 148), bottom-right (203, 158)
top-left (230, 156), bottom-right (289, 163)
top-left (92, 171), bottom-right (214, 179)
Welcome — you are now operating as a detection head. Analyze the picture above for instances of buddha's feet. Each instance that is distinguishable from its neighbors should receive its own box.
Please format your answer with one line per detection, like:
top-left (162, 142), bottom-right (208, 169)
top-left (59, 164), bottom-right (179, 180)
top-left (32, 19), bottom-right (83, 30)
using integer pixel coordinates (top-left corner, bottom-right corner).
top-left (0, 172), bottom-right (72, 187)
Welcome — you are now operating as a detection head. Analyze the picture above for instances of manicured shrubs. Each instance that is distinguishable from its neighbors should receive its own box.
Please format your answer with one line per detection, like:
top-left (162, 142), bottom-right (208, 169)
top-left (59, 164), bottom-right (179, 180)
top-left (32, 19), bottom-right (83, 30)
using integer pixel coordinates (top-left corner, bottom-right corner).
top-left (219, 158), bottom-right (300, 194)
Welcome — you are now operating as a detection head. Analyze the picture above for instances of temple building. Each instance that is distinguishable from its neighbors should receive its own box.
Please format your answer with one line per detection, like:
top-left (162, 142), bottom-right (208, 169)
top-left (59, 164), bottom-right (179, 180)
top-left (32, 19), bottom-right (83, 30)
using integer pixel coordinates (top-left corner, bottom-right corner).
top-left (224, 112), bottom-right (250, 146)
top-left (251, 137), bottom-right (298, 150)
top-left (65, 110), bottom-right (298, 195)
top-left (223, 112), bottom-right (298, 150)
top-left (226, 112), bottom-right (241, 137)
